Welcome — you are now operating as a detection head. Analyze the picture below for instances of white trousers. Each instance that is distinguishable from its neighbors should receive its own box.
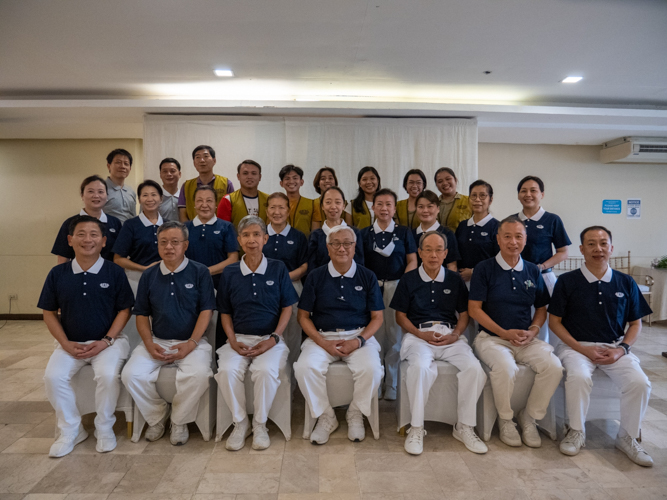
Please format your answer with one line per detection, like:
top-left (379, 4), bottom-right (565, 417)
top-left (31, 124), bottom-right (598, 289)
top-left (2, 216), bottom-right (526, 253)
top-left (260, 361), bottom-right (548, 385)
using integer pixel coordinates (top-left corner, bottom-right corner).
top-left (215, 334), bottom-right (289, 425)
top-left (44, 336), bottom-right (130, 435)
top-left (121, 337), bottom-right (213, 426)
top-left (537, 270), bottom-right (557, 343)
top-left (294, 329), bottom-right (384, 419)
top-left (401, 327), bottom-right (486, 427)
top-left (473, 331), bottom-right (563, 421)
top-left (285, 280), bottom-right (304, 367)
top-left (375, 279), bottom-right (402, 393)
top-left (556, 342), bottom-right (651, 439)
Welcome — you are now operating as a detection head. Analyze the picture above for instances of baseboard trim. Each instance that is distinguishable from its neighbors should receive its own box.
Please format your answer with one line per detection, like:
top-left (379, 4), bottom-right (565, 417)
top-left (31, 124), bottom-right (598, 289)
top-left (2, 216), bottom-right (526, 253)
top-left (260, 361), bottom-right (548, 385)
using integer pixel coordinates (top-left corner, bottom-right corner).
top-left (0, 314), bottom-right (42, 320)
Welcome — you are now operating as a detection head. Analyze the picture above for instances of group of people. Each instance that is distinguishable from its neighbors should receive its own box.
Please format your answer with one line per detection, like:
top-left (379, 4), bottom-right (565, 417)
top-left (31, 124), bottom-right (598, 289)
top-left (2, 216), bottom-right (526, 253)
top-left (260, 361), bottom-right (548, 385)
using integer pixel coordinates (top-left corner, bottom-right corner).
top-left (39, 146), bottom-right (653, 468)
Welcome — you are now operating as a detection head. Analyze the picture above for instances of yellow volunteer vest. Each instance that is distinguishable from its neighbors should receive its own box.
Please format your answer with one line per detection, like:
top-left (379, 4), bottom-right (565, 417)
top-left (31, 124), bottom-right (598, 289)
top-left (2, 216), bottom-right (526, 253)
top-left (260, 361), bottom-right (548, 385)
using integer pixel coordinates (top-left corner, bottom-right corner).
top-left (438, 193), bottom-right (472, 232)
top-left (396, 199), bottom-right (421, 229)
top-left (351, 203), bottom-right (373, 229)
top-left (288, 196), bottom-right (314, 238)
top-left (183, 175), bottom-right (229, 220)
top-left (229, 190), bottom-right (269, 229)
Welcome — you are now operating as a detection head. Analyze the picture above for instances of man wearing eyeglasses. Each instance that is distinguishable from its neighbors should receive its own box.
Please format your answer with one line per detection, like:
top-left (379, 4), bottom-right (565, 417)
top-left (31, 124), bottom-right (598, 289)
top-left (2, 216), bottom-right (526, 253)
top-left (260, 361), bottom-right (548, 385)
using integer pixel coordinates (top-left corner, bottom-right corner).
top-left (122, 221), bottom-right (216, 446)
top-left (294, 225), bottom-right (385, 445)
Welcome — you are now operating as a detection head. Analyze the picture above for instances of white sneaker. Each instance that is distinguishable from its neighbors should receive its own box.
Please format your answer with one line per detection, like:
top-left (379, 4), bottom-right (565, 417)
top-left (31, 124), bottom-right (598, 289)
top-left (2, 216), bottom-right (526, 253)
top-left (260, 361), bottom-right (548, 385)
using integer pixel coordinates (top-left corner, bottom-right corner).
top-left (170, 422), bottom-right (189, 446)
top-left (310, 411), bottom-right (339, 445)
top-left (518, 409), bottom-right (541, 448)
top-left (404, 426), bottom-right (426, 455)
top-left (252, 423), bottom-right (271, 450)
top-left (346, 407), bottom-right (365, 442)
top-left (383, 387), bottom-right (397, 401)
top-left (94, 429), bottom-right (117, 453)
top-left (226, 418), bottom-right (251, 451)
top-left (499, 418), bottom-right (522, 447)
top-left (560, 428), bottom-right (586, 456)
top-left (615, 434), bottom-right (654, 467)
top-left (145, 406), bottom-right (170, 442)
top-left (49, 424), bottom-right (89, 458)
top-left (453, 423), bottom-right (488, 454)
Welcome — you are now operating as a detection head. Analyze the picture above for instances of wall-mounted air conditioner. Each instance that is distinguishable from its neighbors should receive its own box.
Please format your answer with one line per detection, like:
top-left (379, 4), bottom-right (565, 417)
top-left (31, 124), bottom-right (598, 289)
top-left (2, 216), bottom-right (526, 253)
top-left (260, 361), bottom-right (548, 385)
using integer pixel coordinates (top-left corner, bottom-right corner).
top-left (601, 137), bottom-right (667, 164)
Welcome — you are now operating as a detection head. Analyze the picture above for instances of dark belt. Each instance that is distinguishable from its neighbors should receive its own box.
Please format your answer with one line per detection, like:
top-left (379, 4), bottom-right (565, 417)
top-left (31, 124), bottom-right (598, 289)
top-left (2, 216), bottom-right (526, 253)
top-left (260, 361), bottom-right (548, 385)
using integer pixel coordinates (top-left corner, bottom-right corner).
top-left (541, 268), bottom-right (553, 274)
top-left (419, 321), bottom-right (454, 329)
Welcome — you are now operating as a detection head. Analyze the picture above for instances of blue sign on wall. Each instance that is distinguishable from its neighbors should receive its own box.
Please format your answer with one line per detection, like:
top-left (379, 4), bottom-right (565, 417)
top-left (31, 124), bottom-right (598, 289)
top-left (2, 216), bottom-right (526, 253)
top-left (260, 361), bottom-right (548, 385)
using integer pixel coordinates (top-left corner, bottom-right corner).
top-left (602, 199), bottom-right (622, 214)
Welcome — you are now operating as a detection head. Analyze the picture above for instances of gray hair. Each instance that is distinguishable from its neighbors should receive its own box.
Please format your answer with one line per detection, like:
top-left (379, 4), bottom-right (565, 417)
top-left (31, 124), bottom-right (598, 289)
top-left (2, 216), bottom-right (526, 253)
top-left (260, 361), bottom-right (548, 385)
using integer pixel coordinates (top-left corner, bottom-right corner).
top-left (237, 215), bottom-right (267, 235)
top-left (326, 225), bottom-right (356, 244)
top-left (498, 215), bottom-right (525, 232)
top-left (419, 230), bottom-right (447, 250)
top-left (157, 221), bottom-right (189, 240)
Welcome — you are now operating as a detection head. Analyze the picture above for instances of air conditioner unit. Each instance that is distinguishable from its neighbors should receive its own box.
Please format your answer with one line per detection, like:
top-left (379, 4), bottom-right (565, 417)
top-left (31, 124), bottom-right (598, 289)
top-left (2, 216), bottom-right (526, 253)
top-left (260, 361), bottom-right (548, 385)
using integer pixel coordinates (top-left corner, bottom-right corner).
top-left (601, 137), bottom-right (667, 164)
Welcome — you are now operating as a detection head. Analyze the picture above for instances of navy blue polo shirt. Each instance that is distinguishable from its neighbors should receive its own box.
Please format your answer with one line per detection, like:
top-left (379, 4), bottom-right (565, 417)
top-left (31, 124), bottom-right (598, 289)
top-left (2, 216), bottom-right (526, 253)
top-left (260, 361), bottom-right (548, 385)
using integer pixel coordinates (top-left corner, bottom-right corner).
top-left (455, 215), bottom-right (499, 269)
top-left (185, 216), bottom-right (238, 288)
top-left (217, 256), bottom-right (298, 336)
top-left (412, 223), bottom-right (460, 266)
top-left (550, 265), bottom-right (652, 344)
top-left (516, 208), bottom-right (571, 266)
top-left (390, 266), bottom-right (468, 328)
top-left (111, 213), bottom-right (164, 267)
top-left (469, 254), bottom-right (550, 336)
top-left (133, 258), bottom-right (216, 341)
top-left (37, 257), bottom-right (134, 342)
top-left (306, 225), bottom-right (365, 274)
top-left (299, 261), bottom-right (385, 332)
top-left (360, 221), bottom-right (417, 281)
top-left (266, 225), bottom-right (308, 272)
top-left (51, 211), bottom-right (122, 262)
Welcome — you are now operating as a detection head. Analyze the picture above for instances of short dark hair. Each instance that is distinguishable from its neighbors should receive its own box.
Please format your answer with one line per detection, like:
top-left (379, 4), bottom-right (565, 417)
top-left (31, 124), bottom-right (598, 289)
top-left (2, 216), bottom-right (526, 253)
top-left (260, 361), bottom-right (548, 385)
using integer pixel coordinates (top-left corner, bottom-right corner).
top-left (279, 164), bottom-right (304, 180)
top-left (137, 179), bottom-right (163, 198)
top-left (498, 215), bottom-right (526, 232)
top-left (517, 175), bottom-right (544, 193)
top-left (106, 149), bottom-right (133, 166)
top-left (268, 191), bottom-right (290, 206)
top-left (159, 157), bottom-right (181, 171)
top-left (313, 167), bottom-right (339, 194)
top-left (373, 188), bottom-right (397, 204)
top-left (157, 221), bottom-right (189, 240)
top-left (237, 159), bottom-right (262, 173)
top-left (580, 225), bottom-right (612, 244)
top-left (68, 215), bottom-right (106, 237)
top-left (192, 145), bottom-right (215, 159)
top-left (402, 169), bottom-right (427, 191)
top-left (194, 185), bottom-right (217, 203)
top-left (416, 189), bottom-right (440, 207)
top-left (469, 179), bottom-right (494, 198)
top-left (434, 167), bottom-right (457, 184)
top-left (80, 175), bottom-right (107, 196)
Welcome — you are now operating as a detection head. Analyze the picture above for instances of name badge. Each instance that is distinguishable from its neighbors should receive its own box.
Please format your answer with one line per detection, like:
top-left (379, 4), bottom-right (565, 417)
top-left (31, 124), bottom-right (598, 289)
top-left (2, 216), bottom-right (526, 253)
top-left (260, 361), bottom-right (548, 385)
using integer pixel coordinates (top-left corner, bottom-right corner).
top-left (287, 240), bottom-right (294, 245)
top-left (100, 283), bottom-right (109, 288)
top-left (480, 232), bottom-right (488, 236)
top-left (266, 280), bottom-right (274, 286)
top-left (109, 228), bottom-right (116, 233)
top-left (214, 230), bottom-right (221, 234)
top-left (185, 283), bottom-right (194, 289)
top-left (443, 289), bottom-right (451, 294)
top-left (355, 286), bottom-right (363, 291)
top-left (536, 225), bottom-right (544, 229)
top-left (615, 292), bottom-right (625, 298)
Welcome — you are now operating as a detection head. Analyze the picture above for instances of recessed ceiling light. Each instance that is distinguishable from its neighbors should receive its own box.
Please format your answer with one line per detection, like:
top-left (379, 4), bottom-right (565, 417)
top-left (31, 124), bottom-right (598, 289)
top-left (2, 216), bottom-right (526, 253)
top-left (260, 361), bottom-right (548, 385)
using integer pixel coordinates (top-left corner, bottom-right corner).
top-left (214, 69), bottom-right (234, 77)
top-left (562, 76), bottom-right (582, 83)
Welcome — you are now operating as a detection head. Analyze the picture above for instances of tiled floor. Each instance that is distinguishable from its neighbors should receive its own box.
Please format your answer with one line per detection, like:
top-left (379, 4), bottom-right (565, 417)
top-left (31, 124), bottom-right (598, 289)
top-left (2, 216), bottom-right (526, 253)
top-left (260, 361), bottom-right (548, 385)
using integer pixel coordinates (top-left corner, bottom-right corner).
top-left (1, 320), bottom-right (667, 500)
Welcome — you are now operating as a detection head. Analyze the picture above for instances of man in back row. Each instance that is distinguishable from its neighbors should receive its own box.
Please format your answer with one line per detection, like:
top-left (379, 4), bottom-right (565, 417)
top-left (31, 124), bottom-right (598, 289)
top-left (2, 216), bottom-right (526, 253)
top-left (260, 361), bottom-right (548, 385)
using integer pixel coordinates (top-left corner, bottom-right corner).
top-left (217, 159), bottom-right (268, 229)
top-left (104, 149), bottom-right (137, 224)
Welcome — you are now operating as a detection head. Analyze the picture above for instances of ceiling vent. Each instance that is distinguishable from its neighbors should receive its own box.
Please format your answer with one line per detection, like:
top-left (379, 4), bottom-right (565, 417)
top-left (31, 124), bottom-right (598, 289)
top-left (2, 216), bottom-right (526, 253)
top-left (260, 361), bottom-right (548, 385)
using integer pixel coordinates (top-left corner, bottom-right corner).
top-left (601, 137), bottom-right (667, 164)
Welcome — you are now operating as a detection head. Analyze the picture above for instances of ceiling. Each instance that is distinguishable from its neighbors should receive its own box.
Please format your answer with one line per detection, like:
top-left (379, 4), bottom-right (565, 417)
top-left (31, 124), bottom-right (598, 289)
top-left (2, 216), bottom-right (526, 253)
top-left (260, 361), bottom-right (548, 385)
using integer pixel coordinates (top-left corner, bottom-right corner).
top-left (1, 0), bottom-right (667, 144)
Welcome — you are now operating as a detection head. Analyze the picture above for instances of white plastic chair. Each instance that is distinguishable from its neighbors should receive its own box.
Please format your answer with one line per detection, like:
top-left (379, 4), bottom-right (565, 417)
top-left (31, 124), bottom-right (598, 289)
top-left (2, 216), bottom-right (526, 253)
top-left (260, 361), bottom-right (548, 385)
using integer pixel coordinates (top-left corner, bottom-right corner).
top-left (302, 361), bottom-right (380, 440)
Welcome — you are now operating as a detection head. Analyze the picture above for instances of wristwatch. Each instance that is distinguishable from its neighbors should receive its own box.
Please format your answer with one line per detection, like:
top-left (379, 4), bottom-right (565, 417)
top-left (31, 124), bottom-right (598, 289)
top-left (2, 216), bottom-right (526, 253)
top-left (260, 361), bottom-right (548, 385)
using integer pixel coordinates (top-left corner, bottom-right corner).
top-left (103, 336), bottom-right (115, 346)
top-left (619, 342), bottom-right (631, 355)
top-left (270, 333), bottom-right (280, 345)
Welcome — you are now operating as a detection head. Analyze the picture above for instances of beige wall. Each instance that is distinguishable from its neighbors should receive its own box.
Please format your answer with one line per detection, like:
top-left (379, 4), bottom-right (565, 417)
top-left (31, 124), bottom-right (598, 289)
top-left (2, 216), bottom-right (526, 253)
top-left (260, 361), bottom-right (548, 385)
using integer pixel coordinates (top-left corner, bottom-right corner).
top-left (478, 143), bottom-right (667, 268)
top-left (0, 139), bottom-right (143, 314)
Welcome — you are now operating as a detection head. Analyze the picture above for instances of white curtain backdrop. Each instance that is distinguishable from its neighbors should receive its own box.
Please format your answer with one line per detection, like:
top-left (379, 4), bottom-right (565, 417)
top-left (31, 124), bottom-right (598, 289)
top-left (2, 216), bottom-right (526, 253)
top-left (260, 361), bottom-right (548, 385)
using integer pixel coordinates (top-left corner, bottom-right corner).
top-left (144, 115), bottom-right (477, 201)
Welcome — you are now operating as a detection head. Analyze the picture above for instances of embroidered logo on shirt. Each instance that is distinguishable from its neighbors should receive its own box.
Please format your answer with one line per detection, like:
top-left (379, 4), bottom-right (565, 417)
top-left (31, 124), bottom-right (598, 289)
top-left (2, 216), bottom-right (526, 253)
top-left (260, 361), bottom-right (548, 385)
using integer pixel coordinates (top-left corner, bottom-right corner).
top-left (536, 225), bottom-right (544, 229)
top-left (266, 280), bottom-right (274, 286)
top-left (287, 240), bottom-right (294, 245)
top-left (355, 286), bottom-right (363, 291)
top-left (615, 292), bottom-right (625, 298)
top-left (393, 236), bottom-right (400, 241)
top-left (185, 284), bottom-right (194, 289)
top-left (443, 289), bottom-right (451, 294)
top-left (100, 283), bottom-right (109, 288)
top-left (480, 232), bottom-right (488, 236)
top-left (108, 228), bottom-right (116, 233)
top-left (213, 230), bottom-right (221, 234)
top-left (299, 209), bottom-right (309, 215)
top-left (524, 280), bottom-right (535, 289)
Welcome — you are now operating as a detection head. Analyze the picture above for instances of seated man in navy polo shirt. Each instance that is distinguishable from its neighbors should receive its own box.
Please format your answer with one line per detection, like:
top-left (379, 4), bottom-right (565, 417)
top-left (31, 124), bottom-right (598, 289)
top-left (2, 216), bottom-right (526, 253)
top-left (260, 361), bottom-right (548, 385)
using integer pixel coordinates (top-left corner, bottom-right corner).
top-left (391, 231), bottom-right (487, 456)
top-left (469, 215), bottom-right (563, 449)
top-left (39, 215), bottom-right (134, 457)
top-left (216, 216), bottom-right (298, 451)
top-left (550, 226), bottom-right (653, 466)
top-left (294, 225), bottom-right (385, 445)
top-left (121, 221), bottom-right (216, 446)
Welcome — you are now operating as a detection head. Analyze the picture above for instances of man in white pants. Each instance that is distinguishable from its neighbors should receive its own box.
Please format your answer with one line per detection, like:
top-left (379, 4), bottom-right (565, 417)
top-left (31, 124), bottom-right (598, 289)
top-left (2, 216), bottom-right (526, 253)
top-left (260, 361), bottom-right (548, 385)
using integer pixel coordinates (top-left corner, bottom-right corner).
top-left (391, 231), bottom-right (487, 455)
top-left (216, 216), bottom-right (298, 451)
top-left (469, 216), bottom-right (563, 448)
top-left (294, 225), bottom-right (385, 444)
top-left (39, 215), bottom-right (134, 457)
top-left (122, 221), bottom-right (216, 446)
top-left (550, 225), bottom-right (653, 466)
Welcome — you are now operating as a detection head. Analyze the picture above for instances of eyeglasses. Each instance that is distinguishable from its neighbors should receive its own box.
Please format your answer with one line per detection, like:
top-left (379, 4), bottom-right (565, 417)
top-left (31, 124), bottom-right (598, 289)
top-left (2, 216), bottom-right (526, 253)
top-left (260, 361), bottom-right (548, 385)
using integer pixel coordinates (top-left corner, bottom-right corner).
top-left (469, 194), bottom-right (489, 201)
top-left (328, 241), bottom-right (355, 249)
top-left (158, 239), bottom-right (186, 247)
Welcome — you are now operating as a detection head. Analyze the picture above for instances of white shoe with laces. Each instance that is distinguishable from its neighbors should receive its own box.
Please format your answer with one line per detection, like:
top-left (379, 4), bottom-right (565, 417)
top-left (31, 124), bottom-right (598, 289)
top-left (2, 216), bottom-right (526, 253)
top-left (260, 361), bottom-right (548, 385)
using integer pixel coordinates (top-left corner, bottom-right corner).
top-left (518, 409), bottom-right (541, 448)
top-left (499, 418), bottom-right (522, 447)
top-left (226, 417), bottom-right (251, 451)
top-left (310, 411), bottom-right (339, 445)
top-left (404, 426), bottom-right (426, 455)
top-left (346, 406), bottom-right (365, 442)
top-left (560, 428), bottom-right (586, 456)
top-left (145, 406), bottom-right (170, 442)
top-left (49, 424), bottom-right (89, 458)
top-left (252, 423), bottom-right (271, 450)
top-left (615, 433), bottom-right (653, 467)
top-left (94, 429), bottom-right (117, 453)
top-left (453, 423), bottom-right (488, 454)
top-left (170, 422), bottom-right (189, 446)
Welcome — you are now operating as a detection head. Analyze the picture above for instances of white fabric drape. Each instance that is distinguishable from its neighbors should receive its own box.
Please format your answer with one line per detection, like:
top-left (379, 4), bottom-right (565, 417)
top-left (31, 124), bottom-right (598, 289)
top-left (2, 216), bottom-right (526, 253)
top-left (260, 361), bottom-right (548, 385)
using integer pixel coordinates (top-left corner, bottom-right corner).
top-left (144, 115), bottom-right (477, 200)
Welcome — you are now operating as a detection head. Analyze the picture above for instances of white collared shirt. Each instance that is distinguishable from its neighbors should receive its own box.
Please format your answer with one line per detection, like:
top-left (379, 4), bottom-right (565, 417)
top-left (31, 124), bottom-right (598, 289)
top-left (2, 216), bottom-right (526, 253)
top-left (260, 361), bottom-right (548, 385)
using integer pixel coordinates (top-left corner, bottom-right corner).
top-left (322, 219), bottom-right (348, 237)
top-left (192, 215), bottom-right (218, 227)
top-left (495, 252), bottom-right (524, 271)
top-left (328, 259), bottom-right (357, 278)
top-left (79, 208), bottom-right (108, 223)
top-left (268, 223), bottom-right (291, 237)
top-left (518, 207), bottom-right (545, 222)
top-left (416, 220), bottom-right (440, 235)
top-left (467, 213), bottom-right (494, 227)
top-left (240, 254), bottom-right (268, 276)
top-left (72, 255), bottom-right (105, 274)
top-left (373, 219), bottom-right (395, 234)
top-left (580, 262), bottom-right (613, 283)
top-left (418, 264), bottom-right (445, 283)
top-left (160, 257), bottom-right (189, 275)
top-left (139, 212), bottom-right (164, 227)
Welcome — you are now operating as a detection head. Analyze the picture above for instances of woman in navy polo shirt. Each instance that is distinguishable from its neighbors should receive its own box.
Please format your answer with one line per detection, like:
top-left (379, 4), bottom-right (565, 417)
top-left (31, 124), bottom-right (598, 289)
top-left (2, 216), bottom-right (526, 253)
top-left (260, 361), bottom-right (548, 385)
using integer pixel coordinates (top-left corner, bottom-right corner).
top-left (184, 185), bottom-right (239, 288)
top-left (307, 186), bottom-right (364, 273)
top-left (413, 190), bottom-right (460, 271)
top-left (456, 180), bottom-right (499, 287)
top-left (360, 188), bottom-right (417, 400)
top-left (515, 175), bottom-right (571, 295)
top-left (52, 175), bottom-right (122, 264)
